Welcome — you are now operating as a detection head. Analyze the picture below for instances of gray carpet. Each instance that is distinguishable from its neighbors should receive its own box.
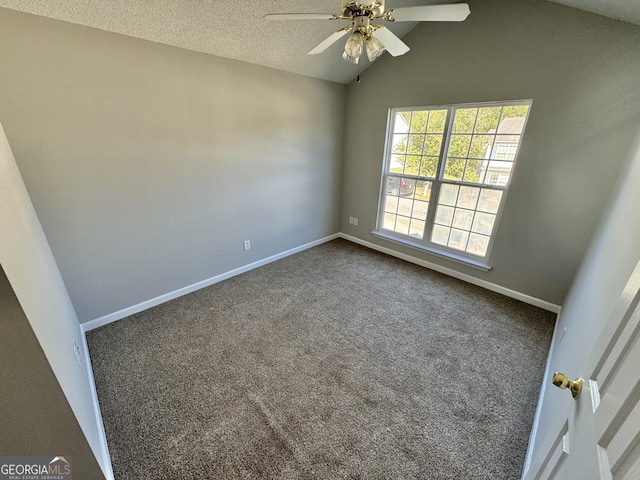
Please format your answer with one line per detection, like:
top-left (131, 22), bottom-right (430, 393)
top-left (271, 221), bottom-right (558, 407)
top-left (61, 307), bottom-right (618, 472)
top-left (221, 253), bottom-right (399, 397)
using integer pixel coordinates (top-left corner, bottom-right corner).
top-left (87, 239), bottom-right (555, 479)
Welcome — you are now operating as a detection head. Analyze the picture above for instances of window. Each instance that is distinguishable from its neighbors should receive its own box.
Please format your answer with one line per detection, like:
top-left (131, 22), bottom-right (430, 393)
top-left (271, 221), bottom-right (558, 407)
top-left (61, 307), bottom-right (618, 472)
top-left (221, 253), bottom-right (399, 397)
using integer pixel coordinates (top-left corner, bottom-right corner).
top-left (376, 101), bottom-right (531, 267)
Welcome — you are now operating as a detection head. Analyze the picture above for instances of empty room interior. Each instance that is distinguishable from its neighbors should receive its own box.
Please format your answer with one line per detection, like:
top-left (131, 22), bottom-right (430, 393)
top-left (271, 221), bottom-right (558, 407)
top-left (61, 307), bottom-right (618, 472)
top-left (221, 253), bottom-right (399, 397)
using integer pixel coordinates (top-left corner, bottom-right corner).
top-left (1, 0), bottom-right (640, 479)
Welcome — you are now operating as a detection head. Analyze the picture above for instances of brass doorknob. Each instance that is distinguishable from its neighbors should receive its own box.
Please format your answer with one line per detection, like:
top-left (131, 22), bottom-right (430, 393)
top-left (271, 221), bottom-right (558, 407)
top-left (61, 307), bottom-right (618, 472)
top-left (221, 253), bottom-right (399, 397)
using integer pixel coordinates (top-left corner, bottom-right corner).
top-left (552, 372), bottom-right (582, 399)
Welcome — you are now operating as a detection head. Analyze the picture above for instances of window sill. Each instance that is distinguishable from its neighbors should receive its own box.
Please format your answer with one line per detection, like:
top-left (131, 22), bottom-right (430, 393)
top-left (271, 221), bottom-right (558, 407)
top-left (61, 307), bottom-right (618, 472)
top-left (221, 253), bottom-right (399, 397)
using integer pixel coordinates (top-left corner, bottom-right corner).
top-left (371, 231), bottom-right (492, 272)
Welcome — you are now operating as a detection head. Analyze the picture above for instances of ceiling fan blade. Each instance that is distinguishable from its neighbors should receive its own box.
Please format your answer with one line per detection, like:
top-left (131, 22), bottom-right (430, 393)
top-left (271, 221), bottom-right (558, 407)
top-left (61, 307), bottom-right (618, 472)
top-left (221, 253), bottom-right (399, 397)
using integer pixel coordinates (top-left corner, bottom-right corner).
top-left (390, 3), bottom-right (470, 22)
top-left (372, 26), bottom-right (410, 57)
top-left (308, 28), bottom-right (351, 55)
top-left (264, 13), bottom-right (335, 21)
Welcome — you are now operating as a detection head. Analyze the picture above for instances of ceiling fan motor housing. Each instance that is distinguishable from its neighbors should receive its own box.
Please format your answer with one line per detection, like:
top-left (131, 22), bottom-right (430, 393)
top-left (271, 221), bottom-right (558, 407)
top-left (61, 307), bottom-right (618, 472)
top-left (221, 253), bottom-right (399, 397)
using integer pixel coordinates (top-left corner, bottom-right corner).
top-left (353, 15), bottom-right (373, 36)
top-left (341, 1), bottom-right (385, 19)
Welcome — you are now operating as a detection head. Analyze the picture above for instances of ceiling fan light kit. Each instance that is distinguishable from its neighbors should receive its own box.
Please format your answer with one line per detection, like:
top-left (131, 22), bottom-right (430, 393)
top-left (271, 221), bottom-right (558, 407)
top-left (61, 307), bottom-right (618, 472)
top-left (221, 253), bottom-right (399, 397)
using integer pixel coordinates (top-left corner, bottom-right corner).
top-left (265, 1), bottom-right (470, 64)
top-left (343, 32), bottom-right (364, 63)
top-left (343, 15), bottom-right (387, 64)
top-left (365, 34), bottom-right (386, 62)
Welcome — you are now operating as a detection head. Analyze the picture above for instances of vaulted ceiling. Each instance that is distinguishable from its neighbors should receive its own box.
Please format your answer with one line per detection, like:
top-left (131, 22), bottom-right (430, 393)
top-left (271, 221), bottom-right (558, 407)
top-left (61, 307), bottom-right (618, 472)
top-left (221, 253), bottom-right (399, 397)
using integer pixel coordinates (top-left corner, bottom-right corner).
top-left (0, 0), bottom-right (638, 84)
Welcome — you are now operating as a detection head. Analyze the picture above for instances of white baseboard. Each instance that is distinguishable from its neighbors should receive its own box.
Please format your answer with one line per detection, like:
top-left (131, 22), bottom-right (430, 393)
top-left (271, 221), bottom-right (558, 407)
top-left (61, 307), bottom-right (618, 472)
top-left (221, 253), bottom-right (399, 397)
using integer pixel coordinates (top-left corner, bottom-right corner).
top-left (82, 234), bottom-right (339, 331)
top-left (339, 233), bottom-right (562, 314)
top-left (79, 325), bottom-right (115, 480)
top-left (79, 230), bottom-right (558, 480)
top-left (84, 231), bottom-right (560, 331)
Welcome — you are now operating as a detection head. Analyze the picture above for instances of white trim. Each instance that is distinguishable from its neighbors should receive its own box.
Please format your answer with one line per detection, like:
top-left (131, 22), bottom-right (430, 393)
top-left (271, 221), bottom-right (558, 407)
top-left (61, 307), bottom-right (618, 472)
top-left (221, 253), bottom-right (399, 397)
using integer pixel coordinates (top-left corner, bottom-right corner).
top-left (372, 230), bottom-right (491, 271)
top-left (82, 234), bottom-right (339, 331)
top-left (339, 233), bottom-right (561, 313)
top-left (521, 309), bottom-right (563, 478)
top-left (79, 324), bottom-right (115, 480)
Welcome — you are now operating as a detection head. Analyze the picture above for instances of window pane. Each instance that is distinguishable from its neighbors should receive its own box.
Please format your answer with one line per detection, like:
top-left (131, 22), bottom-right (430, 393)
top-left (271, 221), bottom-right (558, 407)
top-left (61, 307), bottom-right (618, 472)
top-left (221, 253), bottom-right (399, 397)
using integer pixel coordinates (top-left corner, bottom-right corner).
top-left (416, 180), bottom-right (432, 201)
top-left (424, 135), bottom-right (443, 156)
top-left (448, 135), bottom-right (471, 158)
top-left (432, 225), bottom-right (450, 245)
top-left (485, 162), bottom-right (512, 186)
top-left (449, 229), bottom-right (470, 250)
top-left (398, 197), bottom-right (413, 216)
top-left (467, 233), bottom-right (490, 257)
top-left (381, 176), bottom-right (431, 239)
top-left (469, 135), bottom-right (494, 159)
top-left (444, 157), bottom-right (464, 181)
top-left (474, 107), bottom-right (501, 134)
top-left (452, 108), bottom-right (477, 133)
top-left (404, 155), bottom-right (421, 176)
top-left (394, 113), bottom-right (410, 133)
top-left (383, 213), bottom-right (396, 231)
top-left (472, 212), bottom-right (496, 235)
top-left (384, 195), bottom-right (398, 214)
top-left (453, 209), bottom-right (473, 230)
top-left (448, 105), bottom-right (529, 187)
top-left (499, 106), bottom-right (529, 133)
top-left (390, 154), bottom-right (405, 173)
top-left (490, 138), bottom-right (519, 159)
top-left (439, 183), bottom-right (459, 206)
top-left (408, 134), bottom-right (426, 155)
top-left (462, 160), bottom-right (481, 183)
top-left (435, 205), bottom-right (454, 226)
top-left (477, 189), bottom-right (503, 213)
top-left (412, 200), bottom-right (429, 220)
top-left (457, 186), bottom-right (480, 209)
top-left (410, 111), bottom-right (428, 133)
top-left (434, 183), bottom-right (502, 255)
top-left (389, 110), bottom-right (447, 181)
top-left (403, 178), bottom-right (417, 195)
top-left (427, 110), bottom-right (447, 133)
top-left (392, 134), bottom-right (408, 153)
top-left (386, 176), bottom-right (415, 197)
top-left (386, 176), bottom-right (400, 196)
top-left (419, 157), bottom-right (439, 178)
top-left (409, 219), bottom-right (426, 239)
top-left (395, 216), bottom-right (410, 235)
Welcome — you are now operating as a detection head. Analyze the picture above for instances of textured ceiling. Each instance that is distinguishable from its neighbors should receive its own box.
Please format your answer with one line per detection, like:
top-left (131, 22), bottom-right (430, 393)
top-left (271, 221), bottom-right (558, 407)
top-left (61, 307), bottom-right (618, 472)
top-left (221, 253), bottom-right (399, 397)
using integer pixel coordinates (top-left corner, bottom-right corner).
top-left (0, 0), bottom-right (435, 84)
top-left (1, 1), bottom-right (638, 84)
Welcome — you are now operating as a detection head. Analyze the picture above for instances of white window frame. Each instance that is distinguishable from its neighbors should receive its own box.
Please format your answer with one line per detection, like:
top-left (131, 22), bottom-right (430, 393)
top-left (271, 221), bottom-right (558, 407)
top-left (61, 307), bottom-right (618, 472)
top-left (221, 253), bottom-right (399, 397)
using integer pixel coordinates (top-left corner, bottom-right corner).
top-left (373, 100), bottom-right (532, 270)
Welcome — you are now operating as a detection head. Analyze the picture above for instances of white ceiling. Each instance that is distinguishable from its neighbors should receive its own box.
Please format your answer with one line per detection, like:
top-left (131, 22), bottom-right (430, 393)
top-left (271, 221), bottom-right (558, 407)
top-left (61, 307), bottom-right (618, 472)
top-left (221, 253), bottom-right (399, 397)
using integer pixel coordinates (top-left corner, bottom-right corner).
top-left (0, 1), bottom-right (638, 84)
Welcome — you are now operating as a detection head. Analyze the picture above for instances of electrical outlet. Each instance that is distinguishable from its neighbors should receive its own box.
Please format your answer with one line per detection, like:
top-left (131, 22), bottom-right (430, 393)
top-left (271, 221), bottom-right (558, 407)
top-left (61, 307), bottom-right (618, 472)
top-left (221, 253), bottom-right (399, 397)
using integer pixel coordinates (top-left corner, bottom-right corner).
top-left (72, 339), bottom-right (81, 366)
top-left (353, 217), bottom-right (359, 226)
top-left (243, 240), bottom-right (251, 250)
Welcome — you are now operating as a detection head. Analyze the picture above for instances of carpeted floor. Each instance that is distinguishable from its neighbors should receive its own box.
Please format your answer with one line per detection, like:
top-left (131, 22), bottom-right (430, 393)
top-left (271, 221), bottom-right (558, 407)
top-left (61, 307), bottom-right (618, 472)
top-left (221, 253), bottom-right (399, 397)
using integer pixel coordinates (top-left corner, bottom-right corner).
top-left (87, 239), bottom-right (555, 479)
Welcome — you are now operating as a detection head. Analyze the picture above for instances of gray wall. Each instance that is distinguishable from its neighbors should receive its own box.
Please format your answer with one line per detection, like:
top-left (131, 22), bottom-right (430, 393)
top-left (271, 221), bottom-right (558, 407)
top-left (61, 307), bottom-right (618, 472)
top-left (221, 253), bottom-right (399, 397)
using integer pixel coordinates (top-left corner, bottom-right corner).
top-left (340, 0), bottom-right (640, 305)
top-left (0, 266), bottom-right (105, 479)
top-left (0, 7), bottom-right (345, 323)
top-left (0, 121), bottom-right (109, 475)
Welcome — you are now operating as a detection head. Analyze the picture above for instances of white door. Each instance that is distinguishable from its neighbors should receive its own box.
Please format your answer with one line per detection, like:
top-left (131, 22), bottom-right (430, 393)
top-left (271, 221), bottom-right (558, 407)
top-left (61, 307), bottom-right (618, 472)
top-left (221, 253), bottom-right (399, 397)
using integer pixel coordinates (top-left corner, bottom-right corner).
top-left (523, 259), bottom-right (640, 480)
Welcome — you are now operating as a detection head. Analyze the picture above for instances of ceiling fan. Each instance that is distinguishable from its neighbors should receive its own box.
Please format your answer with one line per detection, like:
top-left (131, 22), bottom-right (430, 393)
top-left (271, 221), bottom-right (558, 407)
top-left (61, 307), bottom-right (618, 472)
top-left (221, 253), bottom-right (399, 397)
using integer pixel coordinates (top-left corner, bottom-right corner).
top-left (265, 1), bottom-right (470, 64)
